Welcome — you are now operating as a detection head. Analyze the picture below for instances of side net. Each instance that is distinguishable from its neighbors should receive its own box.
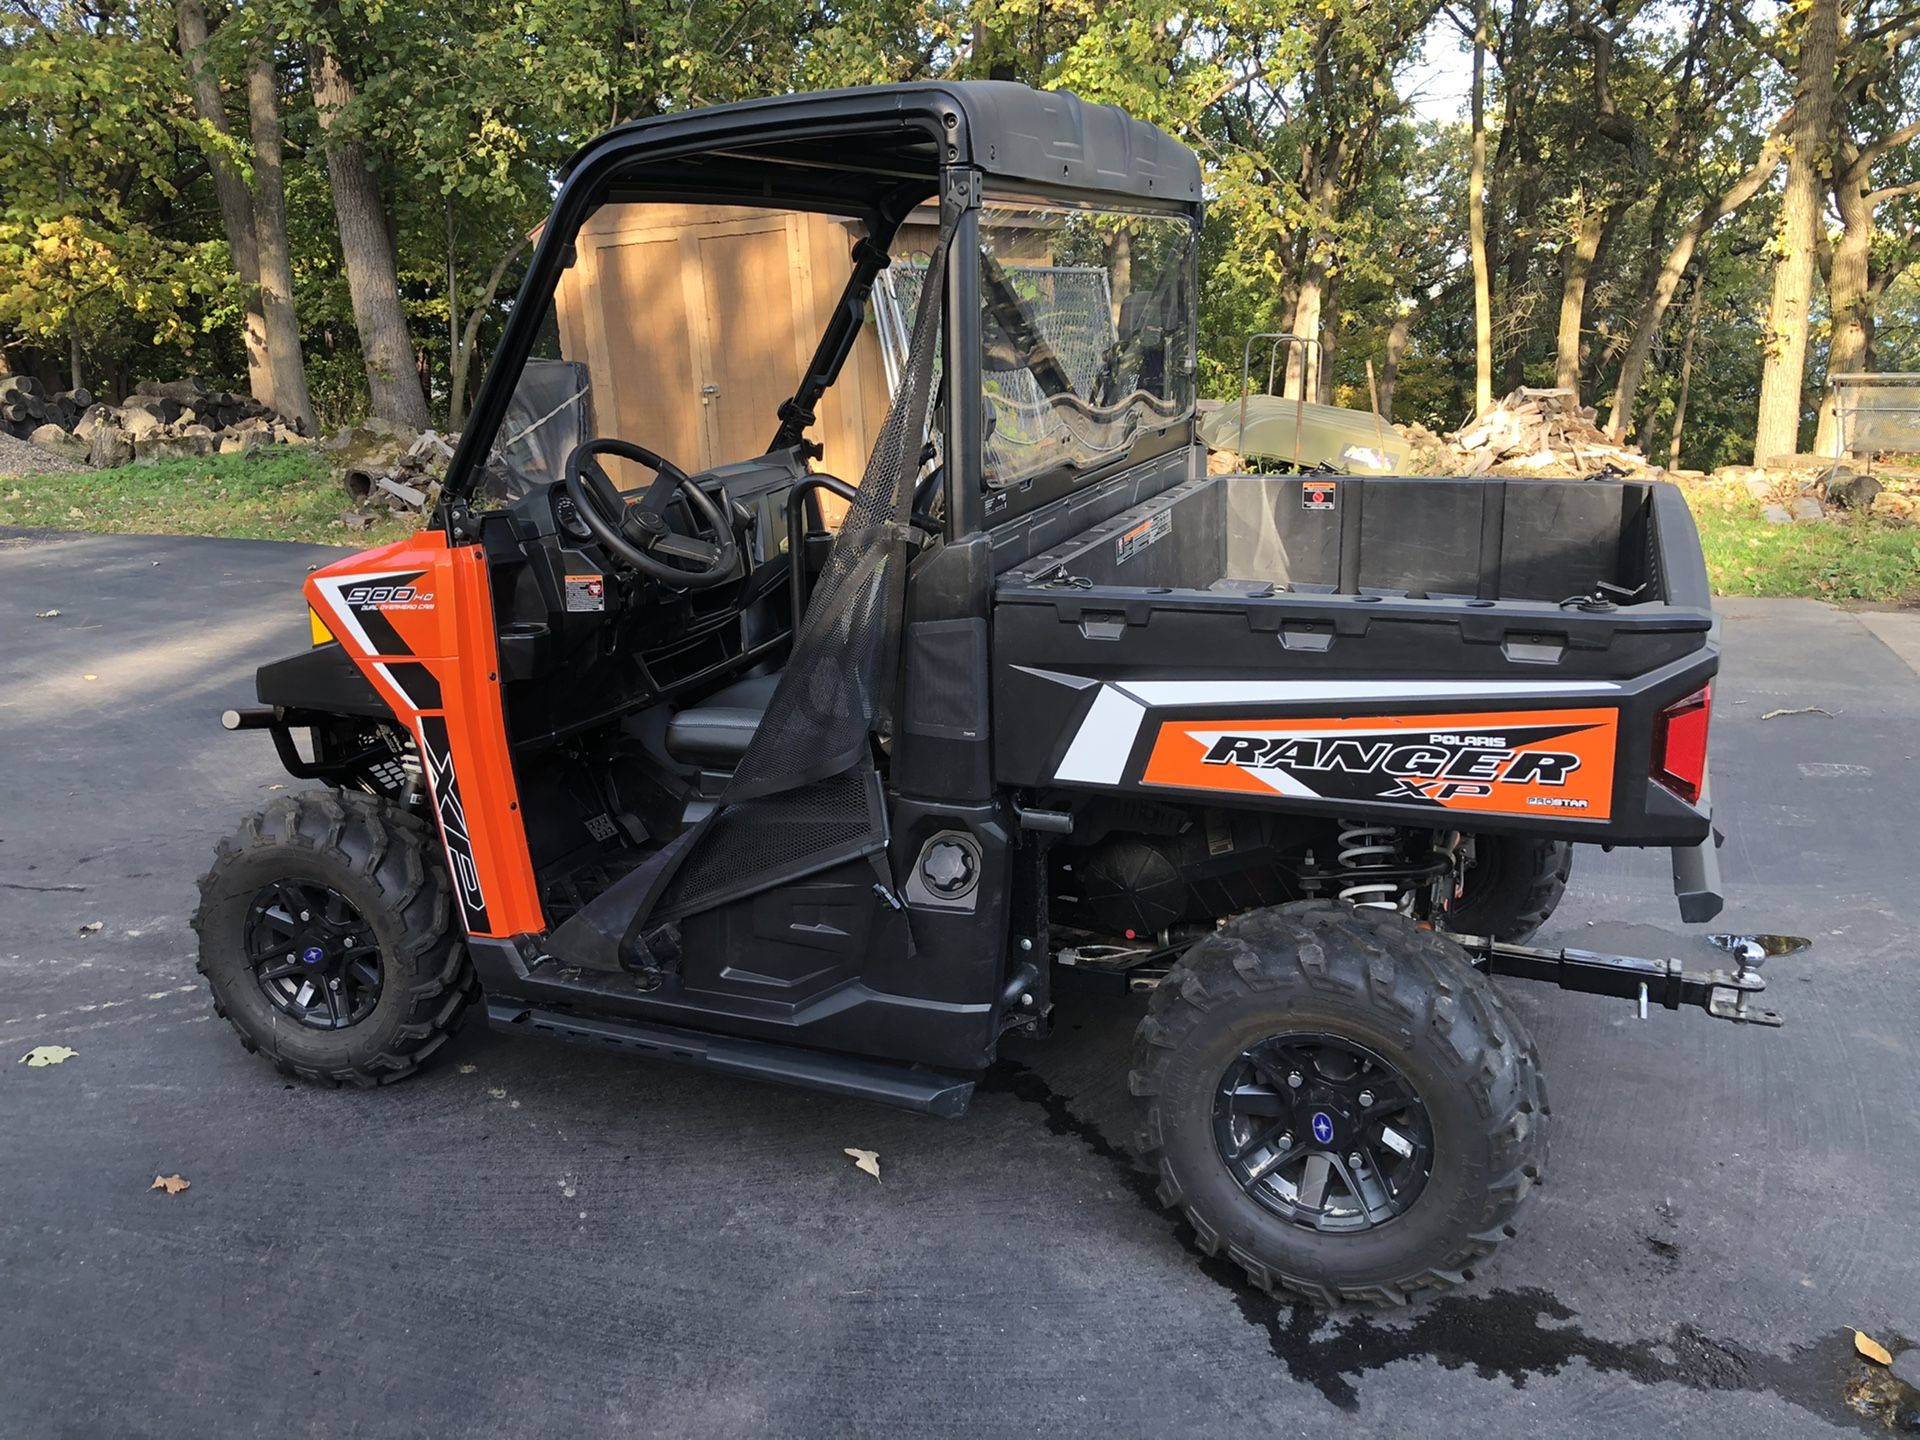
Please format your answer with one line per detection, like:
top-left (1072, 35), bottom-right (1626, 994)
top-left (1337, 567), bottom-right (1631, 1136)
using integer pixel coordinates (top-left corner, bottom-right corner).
top-left (659, 216), bottom-right (955, 916)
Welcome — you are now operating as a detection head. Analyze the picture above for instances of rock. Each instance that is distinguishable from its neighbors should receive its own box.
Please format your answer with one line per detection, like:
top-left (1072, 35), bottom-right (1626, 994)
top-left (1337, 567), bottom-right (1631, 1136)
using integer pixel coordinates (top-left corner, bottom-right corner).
top-left (1892, 1347), bottom-right (1920, 1391)
top-left (360, 415), bottom-right (418, 441)
top-left (29, 424), bottom-right (91, 464)
top-left (1824, 470), bottom-right (1882, 510)
top-left (88, 429), bottom-right (132, 468)
top-left (339, 509), bottom-right (380, 531)
top-left (1761, 503), bottom-right (1794, 524)
top-left (1790, 495), bottom-right (1825, 522)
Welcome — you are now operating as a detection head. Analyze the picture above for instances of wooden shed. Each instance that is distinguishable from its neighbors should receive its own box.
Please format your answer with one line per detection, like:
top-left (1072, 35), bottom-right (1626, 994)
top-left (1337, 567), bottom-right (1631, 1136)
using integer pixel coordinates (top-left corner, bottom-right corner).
top-left (549, 202), bottom-right (916, 489)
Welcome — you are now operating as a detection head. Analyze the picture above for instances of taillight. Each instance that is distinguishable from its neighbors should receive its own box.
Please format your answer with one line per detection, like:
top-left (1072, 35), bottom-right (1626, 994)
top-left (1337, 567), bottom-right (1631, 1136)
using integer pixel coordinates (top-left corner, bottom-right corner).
top-left (1651, 684), bottom-right (1711, 804)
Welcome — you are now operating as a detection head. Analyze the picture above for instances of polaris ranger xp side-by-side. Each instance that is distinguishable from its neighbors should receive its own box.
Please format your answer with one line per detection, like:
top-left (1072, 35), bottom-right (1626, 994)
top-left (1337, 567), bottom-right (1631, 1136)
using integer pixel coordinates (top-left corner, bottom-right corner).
top-left (197, 83), bottom-right (1775, 1306)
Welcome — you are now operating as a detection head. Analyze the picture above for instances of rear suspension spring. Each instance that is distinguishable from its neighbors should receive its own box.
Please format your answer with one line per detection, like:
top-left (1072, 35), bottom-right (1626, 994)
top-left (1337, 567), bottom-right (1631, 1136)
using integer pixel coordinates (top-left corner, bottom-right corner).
top-left (1336, 822), bottom-right (1411, 911)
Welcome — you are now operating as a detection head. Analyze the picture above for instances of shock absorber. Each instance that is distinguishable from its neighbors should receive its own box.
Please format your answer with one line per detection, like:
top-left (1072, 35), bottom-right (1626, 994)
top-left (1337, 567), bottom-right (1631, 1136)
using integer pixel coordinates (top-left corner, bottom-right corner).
top-left (1336, 821), bottom-right (1409, 910)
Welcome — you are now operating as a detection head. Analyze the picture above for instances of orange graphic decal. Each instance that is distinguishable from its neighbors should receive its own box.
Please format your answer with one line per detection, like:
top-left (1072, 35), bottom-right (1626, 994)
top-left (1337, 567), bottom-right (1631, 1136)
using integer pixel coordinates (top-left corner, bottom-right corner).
top-left (1140, 708), bottom-right (1618, 820)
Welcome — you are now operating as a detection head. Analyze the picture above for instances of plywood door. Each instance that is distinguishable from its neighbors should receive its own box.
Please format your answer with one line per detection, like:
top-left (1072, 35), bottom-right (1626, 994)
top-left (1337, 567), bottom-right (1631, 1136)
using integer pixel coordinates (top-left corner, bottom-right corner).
top-left (692, 222), bottom-right (808, 466)
top-left (591, 233), bottom-right (704, 491)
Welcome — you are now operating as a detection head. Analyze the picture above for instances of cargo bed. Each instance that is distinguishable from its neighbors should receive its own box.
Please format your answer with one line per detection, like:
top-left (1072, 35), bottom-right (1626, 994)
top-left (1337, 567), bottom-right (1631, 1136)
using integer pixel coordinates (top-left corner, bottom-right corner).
top-left (993, 472), bottom-right (1718, 846)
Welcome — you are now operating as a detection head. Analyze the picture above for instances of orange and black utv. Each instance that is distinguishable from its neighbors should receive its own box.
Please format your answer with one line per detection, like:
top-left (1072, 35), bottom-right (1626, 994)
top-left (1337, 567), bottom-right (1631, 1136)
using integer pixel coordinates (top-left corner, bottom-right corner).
top-left (197, 82), bottom-right (1778, 1306)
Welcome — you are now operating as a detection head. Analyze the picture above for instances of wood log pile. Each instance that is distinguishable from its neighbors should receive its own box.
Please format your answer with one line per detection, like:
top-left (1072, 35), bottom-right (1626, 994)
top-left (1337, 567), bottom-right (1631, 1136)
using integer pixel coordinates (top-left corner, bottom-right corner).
top-left (322, 422), bottom-right (458, 522)
top-left (0, 375), bottom-right (310, 469)
top-left (1401, 387), bottom-right (1659, 479)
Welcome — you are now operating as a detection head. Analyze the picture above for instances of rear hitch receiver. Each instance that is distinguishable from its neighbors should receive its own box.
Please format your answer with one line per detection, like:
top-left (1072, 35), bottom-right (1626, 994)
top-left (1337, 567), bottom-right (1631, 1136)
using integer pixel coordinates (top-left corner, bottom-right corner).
top-left (1457, 931), bottom-right (1803, 1028)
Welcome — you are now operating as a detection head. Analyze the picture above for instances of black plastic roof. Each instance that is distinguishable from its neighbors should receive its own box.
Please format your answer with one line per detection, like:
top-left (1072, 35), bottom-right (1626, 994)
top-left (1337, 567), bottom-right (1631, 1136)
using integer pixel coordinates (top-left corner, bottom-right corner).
top-left (563, 81), bottom-right (1203, 211)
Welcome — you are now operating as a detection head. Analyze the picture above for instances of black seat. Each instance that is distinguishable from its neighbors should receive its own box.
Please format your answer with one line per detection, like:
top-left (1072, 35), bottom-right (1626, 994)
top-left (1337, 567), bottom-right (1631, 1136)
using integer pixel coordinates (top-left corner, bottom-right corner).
top-left (664, 672), bottom-right (780, 767)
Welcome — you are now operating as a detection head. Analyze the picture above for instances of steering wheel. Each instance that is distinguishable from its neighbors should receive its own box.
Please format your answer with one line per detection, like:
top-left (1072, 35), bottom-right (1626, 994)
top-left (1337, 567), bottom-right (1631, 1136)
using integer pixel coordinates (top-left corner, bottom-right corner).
top-left (562, 439), bottom-right (739, 590)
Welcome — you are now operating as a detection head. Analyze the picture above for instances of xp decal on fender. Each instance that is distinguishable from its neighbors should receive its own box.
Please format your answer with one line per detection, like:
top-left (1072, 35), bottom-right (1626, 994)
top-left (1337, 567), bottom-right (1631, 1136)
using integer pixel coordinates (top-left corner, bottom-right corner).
top-left (1131, 902), bottom-right (1547, 1306)
top-left (199, 81), bottom-right (1782, 1309)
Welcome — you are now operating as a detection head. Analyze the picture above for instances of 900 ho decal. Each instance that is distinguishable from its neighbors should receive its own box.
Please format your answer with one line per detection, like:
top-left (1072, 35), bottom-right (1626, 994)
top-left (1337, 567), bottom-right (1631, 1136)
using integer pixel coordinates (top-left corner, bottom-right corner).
top-left (1140, 708), bottom-right (1619, 819)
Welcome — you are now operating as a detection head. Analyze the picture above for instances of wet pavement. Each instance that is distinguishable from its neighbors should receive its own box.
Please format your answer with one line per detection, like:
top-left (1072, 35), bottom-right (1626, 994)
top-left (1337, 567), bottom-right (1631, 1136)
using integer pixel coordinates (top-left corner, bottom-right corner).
top-left (2, 527), bottom-right (1916, 1437)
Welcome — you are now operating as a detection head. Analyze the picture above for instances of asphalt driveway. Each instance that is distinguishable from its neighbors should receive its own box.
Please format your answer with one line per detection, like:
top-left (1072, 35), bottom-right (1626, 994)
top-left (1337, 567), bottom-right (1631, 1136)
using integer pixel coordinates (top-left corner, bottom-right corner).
top-left (2, 527), bottom-right (1916, 1437)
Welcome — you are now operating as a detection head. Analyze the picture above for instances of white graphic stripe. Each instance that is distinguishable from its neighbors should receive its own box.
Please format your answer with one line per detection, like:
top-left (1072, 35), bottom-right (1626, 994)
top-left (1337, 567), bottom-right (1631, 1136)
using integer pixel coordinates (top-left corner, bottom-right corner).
top-left (1054, 686), bottom-right (1148, 785)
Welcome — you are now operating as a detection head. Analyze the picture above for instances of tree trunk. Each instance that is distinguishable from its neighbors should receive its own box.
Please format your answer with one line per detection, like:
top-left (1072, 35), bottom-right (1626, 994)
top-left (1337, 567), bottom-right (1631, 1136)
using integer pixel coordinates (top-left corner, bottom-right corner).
top-left (174, 0), bottom-right (271, 407)
top-left (1316, 273), bottom-right (1339, 405)
top-left (309, 42), bottom-right (431, 431)
top-left (246, 40), bottom-right (314, 433)
top-left (448, 234), bottom-right (529, 432)
top-left (1604, 125), bottom-right (1789, 440)
top-left (1754, 0), bottom-right (1840, 463)
top-left (67, 320), bottom-right (83, 392)
top-left (1814, 147), bottom-right (1874, 456)
top-left (1469, 0), bottom-right (1494, 418)
top-left (1667, 272), bottom-right (1706, 469)
top-left (1379, 306), bottom-right (1417, 421)
top-left (1554, 199), bottom-right (1614, 400)
top-left (1284, 257), bottom-right (1326, 401)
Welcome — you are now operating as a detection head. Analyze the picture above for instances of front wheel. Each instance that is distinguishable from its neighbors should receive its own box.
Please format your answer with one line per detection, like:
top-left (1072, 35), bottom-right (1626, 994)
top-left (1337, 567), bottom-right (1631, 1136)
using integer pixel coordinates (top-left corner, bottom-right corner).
top-left (193, 789), bottom-right (476, 1086)
top-left (1130, 901), bottom-right (1547, 1306)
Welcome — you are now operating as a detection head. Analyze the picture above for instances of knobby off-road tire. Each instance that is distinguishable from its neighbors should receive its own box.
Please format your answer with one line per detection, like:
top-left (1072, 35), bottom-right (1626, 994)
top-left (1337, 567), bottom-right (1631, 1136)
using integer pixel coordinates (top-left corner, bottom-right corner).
top-left (193, 789), bottom-right (476, 1086)
top-left (1445, 835), bottom-right (1573, 944)
top-left (1130, 901), bottom-right (1548, 1306)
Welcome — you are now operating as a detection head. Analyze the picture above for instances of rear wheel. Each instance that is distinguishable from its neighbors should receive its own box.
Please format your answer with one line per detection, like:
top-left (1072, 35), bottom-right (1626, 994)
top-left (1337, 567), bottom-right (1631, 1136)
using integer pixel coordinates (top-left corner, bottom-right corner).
top-left (1444, 835), bottom-right (1573, 943)
top-left (193, 789), bottom-right (475, 1086)
top-left (1130, 901), bottom-right (1547, 1306)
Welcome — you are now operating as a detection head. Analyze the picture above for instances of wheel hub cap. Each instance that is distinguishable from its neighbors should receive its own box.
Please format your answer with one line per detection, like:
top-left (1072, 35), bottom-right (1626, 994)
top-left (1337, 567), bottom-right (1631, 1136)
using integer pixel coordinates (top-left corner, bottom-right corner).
top-left (243, 882), bottom-right (383, 1031)
top-left (1213, 1033), bottom-right (1434, 1233)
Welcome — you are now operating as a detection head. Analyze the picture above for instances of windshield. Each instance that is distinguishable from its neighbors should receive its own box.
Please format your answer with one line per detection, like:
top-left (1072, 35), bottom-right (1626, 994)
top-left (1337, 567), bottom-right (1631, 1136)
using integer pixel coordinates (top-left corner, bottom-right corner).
top-left (974, 200), bottom-right (1194, 487)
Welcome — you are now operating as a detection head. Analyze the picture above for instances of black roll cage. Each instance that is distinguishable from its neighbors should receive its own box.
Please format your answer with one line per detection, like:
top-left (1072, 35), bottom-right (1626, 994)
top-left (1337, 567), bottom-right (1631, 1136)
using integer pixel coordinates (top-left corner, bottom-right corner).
top-left (438, 83), bottom-right (1205, 546)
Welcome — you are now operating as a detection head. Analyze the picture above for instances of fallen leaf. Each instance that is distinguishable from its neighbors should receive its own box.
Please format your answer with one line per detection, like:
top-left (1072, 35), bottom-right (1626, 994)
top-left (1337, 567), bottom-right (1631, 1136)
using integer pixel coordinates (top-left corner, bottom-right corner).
top-left (1856, 1330), bottom-right (1893, 1366)
top-left (19, 1045), bottom-right (77, 1067)
top-left (1761, 706), bottom-right (1837, 721)
top-left (149, 1174), bottom-right (191, 1196)
top-left (844, 1147), bottom-right (881, 1181)
top-left (33, 609), bottom-right (60, 619)
top-left (77, 921), bottom-right (102, 936)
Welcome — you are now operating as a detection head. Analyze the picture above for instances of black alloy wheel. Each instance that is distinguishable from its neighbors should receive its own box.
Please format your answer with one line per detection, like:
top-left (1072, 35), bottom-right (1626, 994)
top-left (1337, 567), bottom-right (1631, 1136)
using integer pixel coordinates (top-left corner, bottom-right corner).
top-left (1214, 1033), bottom-right (1434, 1232)
top-left (244, 880), bottom-right (383, 1030)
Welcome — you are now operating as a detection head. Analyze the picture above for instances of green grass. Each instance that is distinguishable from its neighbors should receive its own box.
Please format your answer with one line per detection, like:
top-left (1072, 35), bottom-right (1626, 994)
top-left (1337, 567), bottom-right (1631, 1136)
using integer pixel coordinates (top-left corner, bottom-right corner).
top-left (1688, 480), bottom-right (1920, 604)
top-left (0, 450), bottom-right (414, 547)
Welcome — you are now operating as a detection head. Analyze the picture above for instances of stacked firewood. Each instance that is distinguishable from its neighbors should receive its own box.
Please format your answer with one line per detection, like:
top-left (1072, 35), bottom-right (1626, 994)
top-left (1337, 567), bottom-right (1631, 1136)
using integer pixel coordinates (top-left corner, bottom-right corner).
top-left (3, 376), bottom-right (308, 468)
top-left (1402, 387), bottom-right (1656, 478)
top-left (0, 376), bottom-right (95, 436)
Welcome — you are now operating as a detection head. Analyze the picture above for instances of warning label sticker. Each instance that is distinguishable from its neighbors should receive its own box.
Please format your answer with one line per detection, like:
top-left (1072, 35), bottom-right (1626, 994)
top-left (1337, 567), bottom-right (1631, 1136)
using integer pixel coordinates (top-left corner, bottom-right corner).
top-left (1302, 479), bottom-right (1338, 511)
top-left (1115, 510), bottom-right (1172, 565)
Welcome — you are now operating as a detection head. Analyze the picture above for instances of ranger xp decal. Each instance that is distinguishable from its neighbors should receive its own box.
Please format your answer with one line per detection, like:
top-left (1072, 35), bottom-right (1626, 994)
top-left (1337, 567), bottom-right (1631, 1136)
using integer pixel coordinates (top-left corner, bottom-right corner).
top-left (1140, 708), bottom-right (1619, 819)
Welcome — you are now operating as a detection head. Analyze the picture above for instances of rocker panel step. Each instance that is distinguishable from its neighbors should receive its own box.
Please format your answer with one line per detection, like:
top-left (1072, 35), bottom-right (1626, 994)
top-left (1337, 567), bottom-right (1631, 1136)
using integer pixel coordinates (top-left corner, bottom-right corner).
top-left (485, 1002), bottom-right (975, 1116)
